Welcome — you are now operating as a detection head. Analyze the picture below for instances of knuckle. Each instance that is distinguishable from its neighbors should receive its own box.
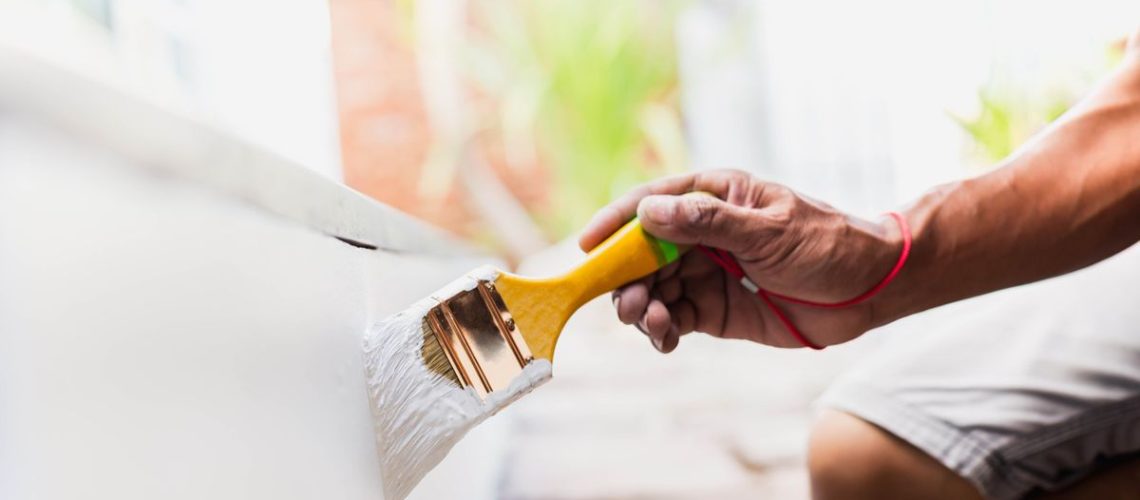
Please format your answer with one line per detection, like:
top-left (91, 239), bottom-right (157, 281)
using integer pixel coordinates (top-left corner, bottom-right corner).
top-left (725, 168), bottom-right (753, 184)
top-left (747, 193), bottom-right (841, 272)
top-left (685, 197), bottom-right (720, 229)
top-left (742, 210), bottom-right (794, 266)
top-left (721, 169), bottom-right (755, 194)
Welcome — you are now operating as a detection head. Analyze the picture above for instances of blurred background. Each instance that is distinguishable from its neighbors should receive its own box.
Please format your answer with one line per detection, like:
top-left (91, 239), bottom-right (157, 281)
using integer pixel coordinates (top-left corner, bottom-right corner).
top-left (7, 0), bottom-right (1137, 258)
top-left (5, 0), bottom-right (1135, 254)
top-left (2, 0), bottom-right (1138, 498)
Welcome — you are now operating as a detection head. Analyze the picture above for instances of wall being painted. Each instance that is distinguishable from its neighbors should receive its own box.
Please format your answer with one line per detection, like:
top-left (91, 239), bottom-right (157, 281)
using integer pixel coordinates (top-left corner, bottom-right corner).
top-left (0, 48), bottom-right (508, 500)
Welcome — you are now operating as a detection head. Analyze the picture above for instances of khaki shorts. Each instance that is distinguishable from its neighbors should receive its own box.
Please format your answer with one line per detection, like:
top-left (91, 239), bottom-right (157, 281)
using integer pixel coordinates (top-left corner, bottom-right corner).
top-left (820, 244), bottom-right (1140, 499)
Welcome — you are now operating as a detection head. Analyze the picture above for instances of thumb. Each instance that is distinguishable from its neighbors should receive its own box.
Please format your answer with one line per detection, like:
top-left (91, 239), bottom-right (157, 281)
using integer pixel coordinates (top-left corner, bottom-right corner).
top-left (637, 194), bottom-right (763, 254)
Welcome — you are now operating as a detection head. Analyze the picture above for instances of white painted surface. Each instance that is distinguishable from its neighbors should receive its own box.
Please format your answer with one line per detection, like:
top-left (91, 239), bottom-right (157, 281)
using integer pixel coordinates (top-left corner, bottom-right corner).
top-left (0, 51), bottom-right (509, 500)
top-left (364, 264), bottom-right (551, 500)
top-left (0, 44), bottom-right (465, 256)
top-left (368, 259), bottom-right (514, 500)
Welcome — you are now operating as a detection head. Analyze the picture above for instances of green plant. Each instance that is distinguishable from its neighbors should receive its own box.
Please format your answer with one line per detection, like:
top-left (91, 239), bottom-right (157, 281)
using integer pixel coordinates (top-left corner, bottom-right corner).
top-left (954, 41), bottom-right (1128, 165)
top-left (469, 0), bottom-right (686, 238)
top-left (952, 88), bottom-right (1071, 163)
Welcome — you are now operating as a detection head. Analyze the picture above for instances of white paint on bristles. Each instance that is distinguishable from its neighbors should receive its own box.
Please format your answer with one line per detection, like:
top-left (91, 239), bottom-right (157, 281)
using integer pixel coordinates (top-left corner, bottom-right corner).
top-left (363, 266), bottom-right (552, 500)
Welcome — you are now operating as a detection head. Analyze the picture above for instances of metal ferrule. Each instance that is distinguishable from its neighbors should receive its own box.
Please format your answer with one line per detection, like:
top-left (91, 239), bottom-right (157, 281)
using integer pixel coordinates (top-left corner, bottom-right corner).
top-left (425, 280), bottom-right (533, 399)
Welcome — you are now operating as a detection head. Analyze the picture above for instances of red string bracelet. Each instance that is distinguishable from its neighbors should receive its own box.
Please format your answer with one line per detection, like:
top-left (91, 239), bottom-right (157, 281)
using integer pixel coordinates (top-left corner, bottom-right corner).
top-left (696, 211), bottom-right (912, 350)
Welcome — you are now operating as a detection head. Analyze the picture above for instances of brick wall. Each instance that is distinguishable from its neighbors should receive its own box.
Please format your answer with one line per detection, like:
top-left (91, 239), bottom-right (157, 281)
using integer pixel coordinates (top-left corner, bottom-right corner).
top-left (328, 0), bottom-right (550, 243)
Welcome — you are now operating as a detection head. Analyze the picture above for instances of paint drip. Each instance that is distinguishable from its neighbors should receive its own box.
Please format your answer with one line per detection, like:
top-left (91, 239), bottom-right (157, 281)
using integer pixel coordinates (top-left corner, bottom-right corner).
top-left (363, 266), bottom-right (552, 500)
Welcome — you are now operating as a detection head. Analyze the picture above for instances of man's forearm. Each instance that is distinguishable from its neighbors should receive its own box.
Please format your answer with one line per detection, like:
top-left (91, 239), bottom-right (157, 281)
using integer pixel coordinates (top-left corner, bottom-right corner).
top-left (872, 57), bottom-right (1140, 326)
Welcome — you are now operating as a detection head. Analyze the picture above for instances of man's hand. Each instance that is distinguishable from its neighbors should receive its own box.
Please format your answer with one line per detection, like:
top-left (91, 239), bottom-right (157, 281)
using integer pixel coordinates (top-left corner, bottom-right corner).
top-left (579, 170), bottom-right (904, 352)
top-left (584, 25), bottom-right (1140, 355)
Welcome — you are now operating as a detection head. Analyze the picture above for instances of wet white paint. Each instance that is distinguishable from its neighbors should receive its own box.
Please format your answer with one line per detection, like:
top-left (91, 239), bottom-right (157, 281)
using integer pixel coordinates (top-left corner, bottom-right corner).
top-left (364, 266), bottom-right (552, 500)
top-left (2, 44), bottom-right (526, 500)
top-left (0, 65), bottom-right (509, 498)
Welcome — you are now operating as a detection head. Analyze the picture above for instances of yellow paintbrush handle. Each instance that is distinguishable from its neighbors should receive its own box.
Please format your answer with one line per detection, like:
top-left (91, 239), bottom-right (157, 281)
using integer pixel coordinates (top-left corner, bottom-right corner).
top-left (560, 192), bottom-right (716, 310)
top-left (498, 193), bottom-right (713, 361)
top-left (497, 218), bottom-right (684, 361)
top-left (565, 218), bottom-right (684, 307)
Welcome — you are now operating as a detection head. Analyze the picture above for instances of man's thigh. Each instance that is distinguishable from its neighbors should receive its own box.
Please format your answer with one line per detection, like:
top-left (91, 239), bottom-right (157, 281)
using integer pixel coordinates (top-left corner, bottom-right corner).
top-left (820, 244), bottom-right (1140, 499)
top-left (810, 411), bottom-right (1140, 500)
top-left (809, 410), bottom-right (983, 500)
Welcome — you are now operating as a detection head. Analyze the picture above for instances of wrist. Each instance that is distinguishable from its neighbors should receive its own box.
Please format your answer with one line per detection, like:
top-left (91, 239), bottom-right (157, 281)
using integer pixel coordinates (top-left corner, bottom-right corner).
top-left (866, 189), bottom-right (946, 328)
top-left (866, 218), bottom-right (906, 329)
top-left (854, 212), bottom-right (908, 328)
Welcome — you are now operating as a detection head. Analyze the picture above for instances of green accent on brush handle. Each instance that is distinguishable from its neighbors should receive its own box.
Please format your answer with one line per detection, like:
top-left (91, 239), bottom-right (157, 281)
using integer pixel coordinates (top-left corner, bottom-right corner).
top-left (638, 191), bottom-right (712, 265)
top-left (640, 224), bottom-right (681, 265)
top-left (655, 237), bottom-right (681, 264)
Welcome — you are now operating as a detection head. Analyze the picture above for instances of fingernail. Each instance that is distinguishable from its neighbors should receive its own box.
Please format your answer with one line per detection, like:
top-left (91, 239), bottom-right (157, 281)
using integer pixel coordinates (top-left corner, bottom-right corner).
top-left (652, 335), bottom-right (664, 352)
top-left (613, 295), bottom-right (621, 311)
top-left (640, 196), bottom-right (673, 225)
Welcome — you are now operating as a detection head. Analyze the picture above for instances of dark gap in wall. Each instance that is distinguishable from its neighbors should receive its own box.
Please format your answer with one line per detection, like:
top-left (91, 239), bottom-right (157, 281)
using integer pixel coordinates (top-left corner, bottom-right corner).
top-left (333, 235), bottom-right (378, 250)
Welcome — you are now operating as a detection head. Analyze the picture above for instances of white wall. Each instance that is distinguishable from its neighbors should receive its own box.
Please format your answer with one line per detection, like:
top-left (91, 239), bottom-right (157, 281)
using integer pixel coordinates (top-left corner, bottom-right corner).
top-left (0, 50), bottom-right (508, 500)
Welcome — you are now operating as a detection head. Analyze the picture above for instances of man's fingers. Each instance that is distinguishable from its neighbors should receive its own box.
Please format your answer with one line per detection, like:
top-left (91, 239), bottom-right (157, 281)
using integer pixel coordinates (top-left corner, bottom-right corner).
top-left (656, 275), bottom-right (684, 304)
top-left (578, 170), bottom-right (761, 251)
top-left (676, 250), bottom-right (720, 278)
top-left (613, 278), bottom-right (652, 325)
top-left (579, 205), bottom-right (630, 253)
top-left (643, 299), bottom-right (672, 351)
top-left (668, 298), bottom-right (698, 336)
top-left (637, 194), bottom-right (772, 254)
top-left (659, 327), bottom-right (681, 354)
top-left (657, 259), bottom-right (683, 281)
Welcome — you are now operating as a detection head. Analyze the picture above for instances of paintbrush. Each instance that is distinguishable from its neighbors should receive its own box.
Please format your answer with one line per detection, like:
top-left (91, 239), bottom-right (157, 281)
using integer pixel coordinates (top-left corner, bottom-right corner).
top-left (363, 211), bottom-right (690, 500)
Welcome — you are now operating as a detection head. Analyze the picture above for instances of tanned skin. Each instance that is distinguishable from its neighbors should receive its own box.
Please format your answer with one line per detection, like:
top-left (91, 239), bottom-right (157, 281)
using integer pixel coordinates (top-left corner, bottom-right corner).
top-left (580, 37), bottom-right (1140, 353)
top-left (580, 30), bottom-right (1140, 500)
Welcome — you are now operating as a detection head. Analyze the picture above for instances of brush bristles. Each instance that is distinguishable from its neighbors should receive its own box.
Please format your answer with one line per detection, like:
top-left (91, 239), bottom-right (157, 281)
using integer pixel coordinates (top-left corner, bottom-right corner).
top-left (420, 318), bottom-right (462, 387)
